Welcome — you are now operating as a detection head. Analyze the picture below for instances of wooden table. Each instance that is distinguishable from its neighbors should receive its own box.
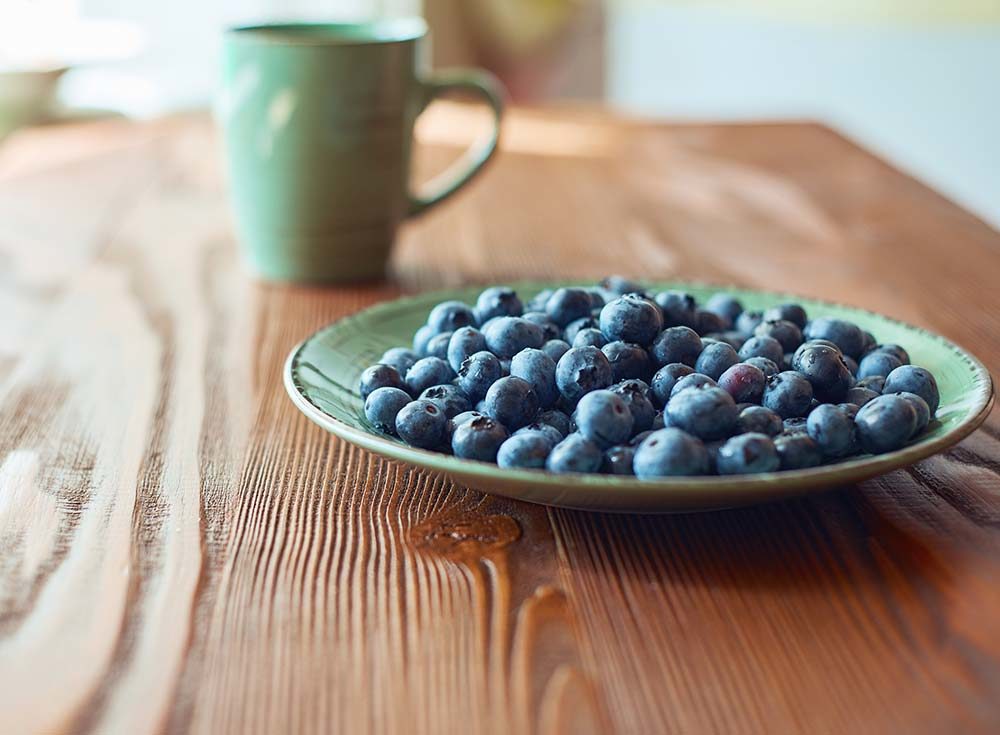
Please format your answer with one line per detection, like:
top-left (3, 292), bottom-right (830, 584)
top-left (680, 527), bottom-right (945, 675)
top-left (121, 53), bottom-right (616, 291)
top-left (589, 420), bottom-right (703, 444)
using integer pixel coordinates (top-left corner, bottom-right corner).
top-left (1, 104), bottom-right (999, 735)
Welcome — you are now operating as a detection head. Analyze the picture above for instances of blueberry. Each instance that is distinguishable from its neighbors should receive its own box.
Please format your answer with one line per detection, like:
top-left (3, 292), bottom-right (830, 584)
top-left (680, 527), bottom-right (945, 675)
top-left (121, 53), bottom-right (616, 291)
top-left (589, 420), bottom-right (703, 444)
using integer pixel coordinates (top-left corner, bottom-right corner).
top-left (651, 326), bottom-right (703, 367)
top-left (893, 391), bottom-right (931, 437)
top-left (754, 319), bottom-right (803, 353)
top-left (694, 342), bottom-right (740, 381)
top-left (378, 347), bottom-right (420, 377)
top-left (742, 356), bottom-right (780, 377)
top-left (883, 365), bottom-right (939, 416)
top-left (803, 317), bottom-right (865, 359)
top-left (425, 331), bottom-right (453, 360)
top-left (359, 364), bottom-right (407, 399)
top-left (364, 387), bottom-right (412, 434)
top-left (457, 351), bottom-right (502, 401)
top-left (654, 291), bottom-right (699, 328)
top-left (774, 434), bottom-right (823, 470)
top-left (395, 399), bottom-right (448, 448)
top-left (716, 433), bottom-right (780, 474)
top-left (511, 348), bottom-right (559, 408)
top-left (602, 341), bottom-right (652, 383)
top-left (521, 311), bottom-right (561, 341)
top-left (792, 343), bottom-right (854, 402)
top-left (610, 379), bottom-right (657, 433)
top-left (718, 363), bottom-right (767, 404)
top-left (452, 416), bottom-right (509, 461)
top-left (545, 288), bottom-right (593, 327)
top-left (497, 432), bottom-right (555, 469)
top-left (873, 344), bottom-right (910, 365)
top-left (666, 385), bottom-right (738, 441)
top-left (419, 384), bottom-right (471, 418)
top-left (547, 434), bottom-right (604, 473)
top-left (844, 386), bottom-right (879, 408)
top-left (806, 404), bottom-right (857, 458)
top-left (475, 286), bottom-right (523, 322)
top-left (453, 410), bottom-right (485, 426)
top-left (633, 428), bottom-right (710, 478)
top-left (855, 394), bottom-right (918, 454)
top-left (695, 309), bottom-right (729, 335)
top-left (650, 363), bottom-right (695, 407)
top-left (513, 423), bottom-right (564, 446)
top-left (762, 371), bottom-right (814, 418)
top-left (574, 390), bottom-right (635, 447)
top-left (527, 289), bottom-right (554, 313)
top-left (738, 335), bottom-right (785, 365)
top-left (563, 316), bottom-right (599, 345)
top-left (555, 346), bottom-right (613, 403)
top-left (413, 324), bottom-right (435, 355)
top-left (447, 327), bottom-right (486, 372)
top-left (737, 405), bottom-right (783, 436)
top-left (535, 409), bottom-right (573, 437)
top-left (483, 376), bottom-right (539, 430)
top-left (857, 375), bottom-right (886, 393)
top-left (405, 356), bottom-right (455, 396)
top-left (763, 303), bottom-right (808, 330)
top-left (669, 373), bottom-right (718, 400)
top-left (573, 328), bottom-right (607, 349)
top-left (735, 310), bottom-right (764, 337)
top-left (600, 275), bottom-right (645, 295)
top-left (599, 294), bottom-right (664, 346)
top-left (782, 417), bottom-right (808, 435)
top-left (428, 300), bottom-right (477, 334)
top-left (856, 351), bottom-right (902, 380)
top-left (705, 293), bottom-right (744, 326)
top-left (541, 339), bottom-right (571, 363)
top-left (601, 445), bottom-right (636, 475)
top-left (483, 316), bottom-right (545, 358)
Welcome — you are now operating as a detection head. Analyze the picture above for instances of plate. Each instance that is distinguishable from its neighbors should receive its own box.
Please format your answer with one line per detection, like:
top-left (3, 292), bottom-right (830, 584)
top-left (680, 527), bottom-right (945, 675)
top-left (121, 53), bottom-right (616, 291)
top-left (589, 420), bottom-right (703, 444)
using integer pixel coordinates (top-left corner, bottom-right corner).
top-left (284, 282), bottom-right (994, 512)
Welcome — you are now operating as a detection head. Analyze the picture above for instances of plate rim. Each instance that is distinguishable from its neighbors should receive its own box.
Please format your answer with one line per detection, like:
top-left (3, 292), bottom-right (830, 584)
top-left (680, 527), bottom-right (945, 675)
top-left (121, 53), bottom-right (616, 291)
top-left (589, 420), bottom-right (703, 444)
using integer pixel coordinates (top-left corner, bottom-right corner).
top-left (283, 281), bottom-right (995, 501)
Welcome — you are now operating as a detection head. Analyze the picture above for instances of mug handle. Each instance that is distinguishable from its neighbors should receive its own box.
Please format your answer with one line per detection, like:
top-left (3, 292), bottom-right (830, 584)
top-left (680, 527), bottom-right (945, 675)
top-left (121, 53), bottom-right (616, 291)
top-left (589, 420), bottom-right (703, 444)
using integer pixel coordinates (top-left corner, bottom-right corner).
top-left (408, 69), bottom-right (505, 216)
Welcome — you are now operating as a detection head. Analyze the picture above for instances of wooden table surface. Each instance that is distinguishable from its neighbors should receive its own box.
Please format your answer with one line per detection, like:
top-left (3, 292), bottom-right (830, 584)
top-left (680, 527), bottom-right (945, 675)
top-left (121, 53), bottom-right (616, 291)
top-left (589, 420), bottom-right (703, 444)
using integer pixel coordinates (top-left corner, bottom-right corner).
top-left (1, 104), bottom-right (999, 735)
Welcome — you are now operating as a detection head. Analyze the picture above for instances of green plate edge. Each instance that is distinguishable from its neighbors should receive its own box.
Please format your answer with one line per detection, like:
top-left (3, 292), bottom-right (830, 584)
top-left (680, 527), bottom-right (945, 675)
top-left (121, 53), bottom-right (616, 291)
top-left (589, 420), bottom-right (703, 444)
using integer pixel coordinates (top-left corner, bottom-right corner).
top-left (284, 281), bottom-right (995, 512)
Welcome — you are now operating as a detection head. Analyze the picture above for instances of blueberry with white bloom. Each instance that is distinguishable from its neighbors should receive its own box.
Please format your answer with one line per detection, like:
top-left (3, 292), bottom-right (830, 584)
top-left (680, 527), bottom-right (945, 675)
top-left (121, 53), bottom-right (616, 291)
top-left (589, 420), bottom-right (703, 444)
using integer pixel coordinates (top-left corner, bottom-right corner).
top-left (378, 347), bottom-right (420, 377)
top-left (497, 432), bottom-right (555, 469)
top-left (511, 348), bottom-right (559, 408)
top-left (806, 404), bottom-right (857, 459)
top-left (855, 394), bottom-right (918, 454)
top-left (359, 364), bottom-right (407, 400)
top-left (738, 335), bottom-right (785, 366)
top-left (427, 300), bottom-right (477, 334)
top-left (457, 351), bottom-right (502, 401)
top-left (545, 288), bottom-right (593, 327)
top-left (803, 317), bottom-right (866, 359)
top-left (856, 351), bottom-right (902, 380)
top-left (452, 416), bottom-right (509, 462)
top-left (599, 294), bottom-right (664, 346)
top-left (546, 434), bottom-right (604, 473)
top-left (666, 385), bottom-right (738, 441)
top-left (419, 384), bottom-right (471, 418)
top-left (447, 326), bottom-right (486, 372)
top-left (633, 428), bottom-right (709, 478)
top-left (694, 341), bottom-right (740, 381)
top-left (475, 286), bottom-right (523, 322)
top-left (762, 371), bottom-right (813, 418)
top-left (555, 346), bottom-right (613, 403)
top-left (610, 379), bottom-right (657, 433)
top-left (484, 376), bottom-right (539, 430)
top-left (602, 341), bottom-right (652, 382)
top-left (541, 339), bottom-right (572, 363)
top-left (705, 293), bottom-right (744, 326)
top-left (521, 311), bottom-right (560, 340)
top-left (364, 387), bottom-right (412, 434)
top-left (774, 433), bottom-right (823, 470)
top-left (395, 400), bottom-right (448, 449)
top-left (716, 433), bottom-right (780, 474)
top-left (574, 390), bottom-right (635, 447)
top-left (405, 356), bottom-right (455, 396)
top-left (482, 316), bottom-right (545, 358)
top-left (882, 365), bottom-right (940, 416)
top-left (762, 303), bottom-right (808, 329)
top-left (668, 373), bottom-right (717, 400)
top-left (654, 290), bottom-right (699, 328)
top-left (651, 326), bottom-right (703, 367)
top-left (737, 405), bottom-right (783, 436)
top-left (754, 319), bottom-right (803, 353)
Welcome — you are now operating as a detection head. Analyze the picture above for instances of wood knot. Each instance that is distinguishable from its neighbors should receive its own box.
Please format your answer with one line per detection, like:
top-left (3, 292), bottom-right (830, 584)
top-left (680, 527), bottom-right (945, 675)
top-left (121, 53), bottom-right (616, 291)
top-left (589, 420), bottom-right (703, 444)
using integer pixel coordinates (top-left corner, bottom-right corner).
top-left (410, 513), bottom-right (521, 559)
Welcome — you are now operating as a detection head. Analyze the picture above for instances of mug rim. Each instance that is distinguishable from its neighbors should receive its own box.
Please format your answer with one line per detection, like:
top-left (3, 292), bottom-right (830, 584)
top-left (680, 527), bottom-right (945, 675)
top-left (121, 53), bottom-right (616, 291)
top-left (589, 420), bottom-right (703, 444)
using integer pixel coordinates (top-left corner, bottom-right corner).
top-left (226, 18), bottom-right (427, 46)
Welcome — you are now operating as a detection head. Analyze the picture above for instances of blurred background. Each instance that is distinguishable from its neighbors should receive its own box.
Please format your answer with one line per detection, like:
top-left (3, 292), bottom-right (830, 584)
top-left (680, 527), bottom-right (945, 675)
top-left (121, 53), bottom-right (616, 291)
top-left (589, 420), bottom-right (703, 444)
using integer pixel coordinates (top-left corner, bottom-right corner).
top-left (2, 0), bottom-right (997, 227)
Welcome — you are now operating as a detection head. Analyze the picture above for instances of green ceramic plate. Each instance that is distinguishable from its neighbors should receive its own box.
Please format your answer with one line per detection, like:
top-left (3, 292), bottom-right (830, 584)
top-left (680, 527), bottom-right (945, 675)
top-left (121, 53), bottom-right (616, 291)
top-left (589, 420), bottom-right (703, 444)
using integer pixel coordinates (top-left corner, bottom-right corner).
top-left (284, 282), bottom-right (994, 512)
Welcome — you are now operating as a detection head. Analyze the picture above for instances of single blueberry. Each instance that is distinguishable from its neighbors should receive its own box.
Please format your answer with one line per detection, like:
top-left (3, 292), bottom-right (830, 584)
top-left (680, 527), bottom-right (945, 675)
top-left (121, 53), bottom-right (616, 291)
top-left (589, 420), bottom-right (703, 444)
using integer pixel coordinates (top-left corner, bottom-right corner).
top-left (792, 343), bottom-right (854, 402)
top-left (633, 428), bottom-right (710, 478)
top-left (428, 300), bottom-right (477, 334)
top-left (601, 445), bottom-right (636, 475)
top-left (378, 347), bottom-right (420, 377)
top-left (893, 391), bottom-right (931, 437)
top-left (364, 387), bottom-right (412, 434)
top-left (650, 363), bottom-right (695, 407)
top-left (419, 384), bottom-right (471, 418)
top-left (447, 327), bottom-right (486, 372)
top-left (844, 386), bottom-right (879, 408)
top-left (857, 375), bottom-right (886, 393)
top-left (359, 364), bottom-right (407, 400)
top-left (754, 319), bottom-right (803, 353)
top-left (762, 303), bottom-right (808, 330)
top-left (514, 423), bottom-right (564, 446)
top-left (695, 309), bottom-right (729, 335)
top-left (541, 339), bottom-right (572, 363)
top-left (762, 371), bottom-right (814, 418)
top-left (742, 356), bottom-right (780, 377)
top-left (883, 365), bottom-right (939, 416)
top-left (563, 316), bottom-right (599, 345)
top-left (716, 433), bottom-right (780, 474)
top-left (475, 286), bottom-right (523, 322)
top-left (452, 416), bottom-right (509, 461)
top-left (669, 373), bottom-right (718, 400)
top-left (527, 289), bottom-right (554, 313)
top-left (803, 317), bottom-right (866, 359)
top-left (718, 363), bottom-right (767, 404)
top-left (405, 357), bottom-right (455, 396)
top-left (497, 432), bottom-right (555, 469)
top-left (425, 331), bottom-right (453, 360)
top-left (806, 404), bottom-right (857, 458)
top-left (774, 433), bottom-right (824, 470)
top-left (856, 351), bottom-right (902, 380)
top-left (574, 390), bottom-right (635, 447)
top-left (738, 335), bottom-right (785, 366)
top-left (855, 394), bottom-right (918, 453)
top-left (735, 310), bottom-right (764, 337)
top-left (705, 293), bottom-right (744, 326)
top-left (545, 288), bottom-right (593, 327)
top-left (546, 434), bottom-right (604, 473)
top-left (651, 326), bottom-right (703, 368)
top-left (666, 385), bottom-right (738, 441)
top-left (483, 376), bottom-right (539, 430)
top-left (395, 399), bottom-right (448, 449)
top-left (694, 342), bottom-right (740, 381)
top-left (573, 328), bottom-right (607, 349)
top-left (654, 290), bottom-right (699, 328)
top-left (457, 351), bottom-right (502, 401)
top-left (602, 341), bottom-right (652, 382)
top-left (737, 405), bottom-right (783, 436)
top-left (610, 379), bottom-right (657, 433)
top-left (521, 311), bottom-right (561, 341)
top-left (873, 343), bottom-right (910, 365)
top-left (599, 294), bottom-right (664, 346)
top-left (713, 331), bottom-right (747, 351)
top-left (510, 348), bottom-right (559, 408)
top-left (555, 346), bottom-right (614, 403)
top-left (452, 410), bottom-right (486, 427)
top-left (535, 409), bottom-right (573, 438)
top-left (483, 316), bottom-right (545, 358)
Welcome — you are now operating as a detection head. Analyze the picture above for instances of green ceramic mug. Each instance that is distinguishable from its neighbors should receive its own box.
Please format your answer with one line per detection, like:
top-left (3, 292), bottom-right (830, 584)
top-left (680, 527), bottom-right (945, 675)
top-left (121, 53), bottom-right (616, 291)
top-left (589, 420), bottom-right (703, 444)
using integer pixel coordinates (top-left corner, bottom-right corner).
top-left (220, 19), bottom-right (504, 282)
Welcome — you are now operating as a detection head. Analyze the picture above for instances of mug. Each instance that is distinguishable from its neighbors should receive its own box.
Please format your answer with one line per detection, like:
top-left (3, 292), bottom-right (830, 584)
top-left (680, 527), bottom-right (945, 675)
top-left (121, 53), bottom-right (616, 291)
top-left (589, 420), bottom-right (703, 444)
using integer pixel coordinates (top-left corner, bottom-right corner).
top-left (220, 19), bottom-right (504, 282)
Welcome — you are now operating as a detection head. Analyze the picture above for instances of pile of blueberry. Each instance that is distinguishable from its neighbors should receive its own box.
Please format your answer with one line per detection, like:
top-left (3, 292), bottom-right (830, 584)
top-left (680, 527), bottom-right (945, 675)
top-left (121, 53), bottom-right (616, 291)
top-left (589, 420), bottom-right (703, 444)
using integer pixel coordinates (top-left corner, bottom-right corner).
top-left (359, 278), bottom-right (940, 477)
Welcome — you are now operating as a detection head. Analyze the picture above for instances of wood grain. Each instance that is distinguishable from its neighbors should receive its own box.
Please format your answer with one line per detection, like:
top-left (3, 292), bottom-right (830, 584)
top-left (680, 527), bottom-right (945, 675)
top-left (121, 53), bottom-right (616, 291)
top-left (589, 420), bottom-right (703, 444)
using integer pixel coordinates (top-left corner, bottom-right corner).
top-left (0, 105), bottom-right (999, 734)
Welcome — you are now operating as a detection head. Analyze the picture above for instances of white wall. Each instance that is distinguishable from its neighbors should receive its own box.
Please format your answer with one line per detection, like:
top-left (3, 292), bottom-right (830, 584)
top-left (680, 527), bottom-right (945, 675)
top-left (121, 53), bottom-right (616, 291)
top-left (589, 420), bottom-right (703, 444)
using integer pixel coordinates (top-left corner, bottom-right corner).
top-left (608, 5), bottom-right (1000, 229)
